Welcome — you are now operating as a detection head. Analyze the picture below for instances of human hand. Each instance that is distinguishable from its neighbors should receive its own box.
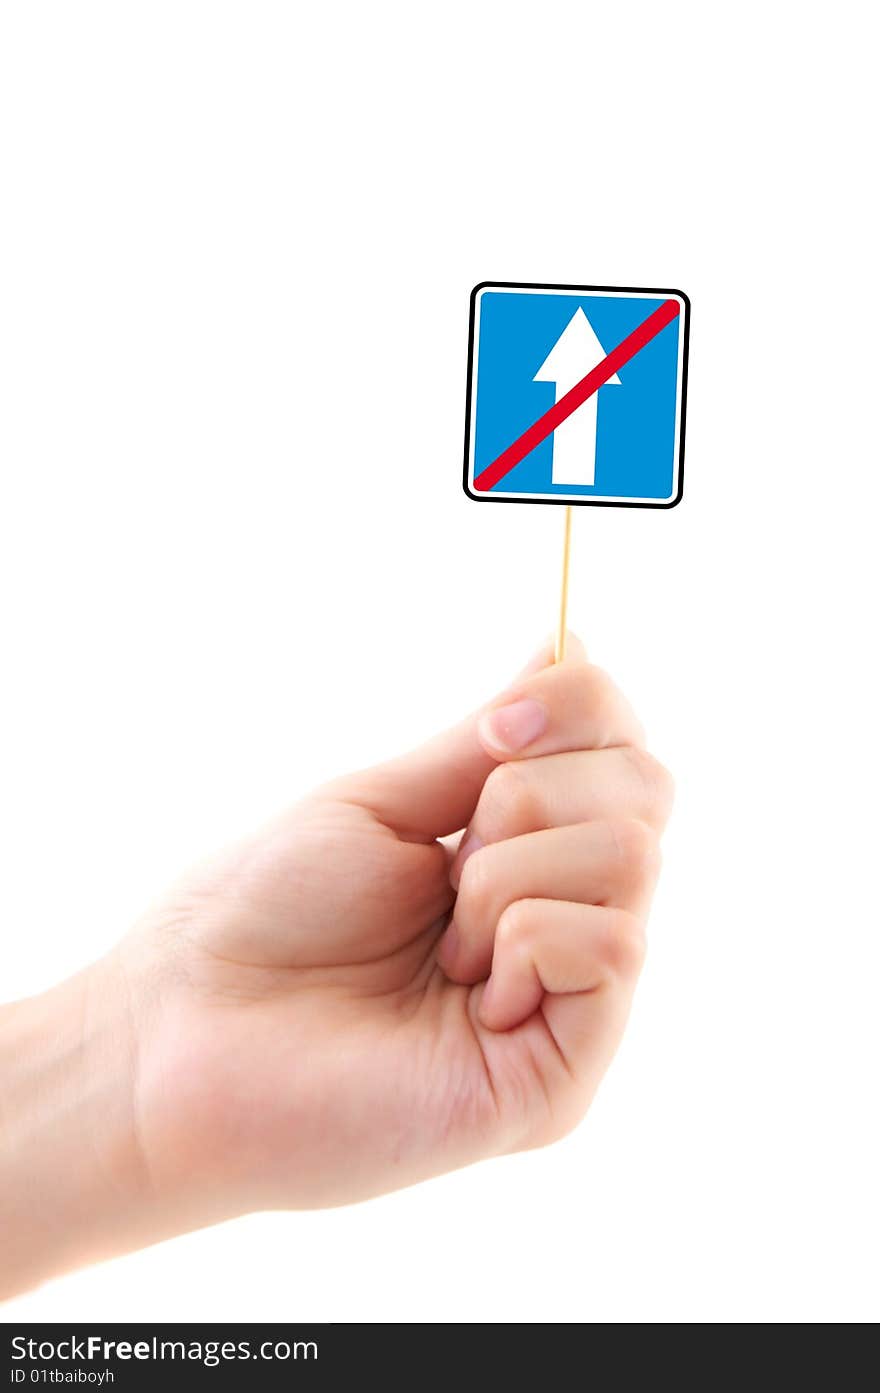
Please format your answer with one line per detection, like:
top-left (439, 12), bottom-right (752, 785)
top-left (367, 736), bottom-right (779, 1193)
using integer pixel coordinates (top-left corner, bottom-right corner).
top-left (0, 637), bottom-right (672, 1294)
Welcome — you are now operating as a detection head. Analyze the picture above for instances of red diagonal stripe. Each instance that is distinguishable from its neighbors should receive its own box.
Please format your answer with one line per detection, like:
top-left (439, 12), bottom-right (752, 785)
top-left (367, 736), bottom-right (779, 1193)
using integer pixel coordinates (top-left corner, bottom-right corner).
top-left (474, 297), bottom-right (681, 492)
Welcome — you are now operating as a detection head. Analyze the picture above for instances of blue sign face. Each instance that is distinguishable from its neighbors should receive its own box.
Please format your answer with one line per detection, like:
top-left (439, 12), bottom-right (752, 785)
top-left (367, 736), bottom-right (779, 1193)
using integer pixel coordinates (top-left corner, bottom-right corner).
top-left (463, 283), bottom-right (689, 508)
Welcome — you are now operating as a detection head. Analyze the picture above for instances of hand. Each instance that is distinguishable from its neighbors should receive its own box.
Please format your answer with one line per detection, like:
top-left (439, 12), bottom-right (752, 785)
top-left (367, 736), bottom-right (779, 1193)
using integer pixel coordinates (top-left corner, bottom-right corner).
top-left (0, 637), bottom-right (672, 1295)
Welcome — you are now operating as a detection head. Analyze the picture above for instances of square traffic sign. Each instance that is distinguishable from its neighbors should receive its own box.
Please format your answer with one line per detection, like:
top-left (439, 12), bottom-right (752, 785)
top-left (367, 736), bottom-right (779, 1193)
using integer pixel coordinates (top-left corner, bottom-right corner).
top-left (463, 282), bottom-right (690, 508)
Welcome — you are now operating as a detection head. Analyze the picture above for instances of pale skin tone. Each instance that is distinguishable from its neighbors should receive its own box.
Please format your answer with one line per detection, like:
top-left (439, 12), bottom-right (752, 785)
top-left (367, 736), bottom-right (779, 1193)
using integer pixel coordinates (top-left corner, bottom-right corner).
top-left (0, 636), bottom-right (672, 1299)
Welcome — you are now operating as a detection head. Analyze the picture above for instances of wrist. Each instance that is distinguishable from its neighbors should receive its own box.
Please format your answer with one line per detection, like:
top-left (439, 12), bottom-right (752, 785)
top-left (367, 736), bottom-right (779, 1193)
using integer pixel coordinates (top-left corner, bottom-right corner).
top-left (0, 955), bottom-right (150, 1298)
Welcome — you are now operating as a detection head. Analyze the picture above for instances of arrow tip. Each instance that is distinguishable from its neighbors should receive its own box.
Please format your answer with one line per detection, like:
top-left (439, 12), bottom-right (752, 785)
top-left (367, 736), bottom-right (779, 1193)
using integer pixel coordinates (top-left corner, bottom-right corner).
top-left (534, 307), bottom-right (621, 386)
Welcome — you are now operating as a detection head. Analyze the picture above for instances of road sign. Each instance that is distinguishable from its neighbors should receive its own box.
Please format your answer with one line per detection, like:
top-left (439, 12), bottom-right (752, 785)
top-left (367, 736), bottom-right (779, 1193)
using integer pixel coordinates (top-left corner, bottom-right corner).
top-left (463, 282), bottom-right (690, 508)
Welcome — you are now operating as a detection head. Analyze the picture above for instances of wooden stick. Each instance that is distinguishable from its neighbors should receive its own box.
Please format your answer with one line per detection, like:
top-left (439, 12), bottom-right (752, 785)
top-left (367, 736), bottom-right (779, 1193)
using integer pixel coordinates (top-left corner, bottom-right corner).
top-left (555, 505), bottom-right (573, 663)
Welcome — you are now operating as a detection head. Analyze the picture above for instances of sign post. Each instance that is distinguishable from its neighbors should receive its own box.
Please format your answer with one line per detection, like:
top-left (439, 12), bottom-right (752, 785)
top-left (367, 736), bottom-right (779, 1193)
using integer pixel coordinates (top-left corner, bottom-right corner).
top-left (464, 281), bottom-right (690, 657)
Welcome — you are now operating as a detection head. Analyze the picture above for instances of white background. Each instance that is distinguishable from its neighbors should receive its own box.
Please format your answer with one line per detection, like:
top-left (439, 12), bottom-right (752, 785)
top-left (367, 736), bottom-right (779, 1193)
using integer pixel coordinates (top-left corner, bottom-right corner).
top-left (1, 0), bottom-right (877, 1324)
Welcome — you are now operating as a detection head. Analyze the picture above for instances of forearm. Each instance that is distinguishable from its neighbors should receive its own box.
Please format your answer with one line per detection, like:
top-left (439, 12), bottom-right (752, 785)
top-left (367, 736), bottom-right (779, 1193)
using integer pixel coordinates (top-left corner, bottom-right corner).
top-left (0, 960), bottom-right (152, 1299)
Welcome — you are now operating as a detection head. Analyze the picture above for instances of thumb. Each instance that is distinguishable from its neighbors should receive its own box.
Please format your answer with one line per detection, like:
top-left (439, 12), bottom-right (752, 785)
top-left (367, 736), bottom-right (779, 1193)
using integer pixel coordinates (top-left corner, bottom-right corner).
top-left (326, 635), bottom-right (585, 841)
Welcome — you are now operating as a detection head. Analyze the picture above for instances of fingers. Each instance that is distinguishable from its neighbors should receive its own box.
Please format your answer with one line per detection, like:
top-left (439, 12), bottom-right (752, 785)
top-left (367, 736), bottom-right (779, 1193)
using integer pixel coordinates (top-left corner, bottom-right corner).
top-left (479, 897), bottom-right (644, 1040)
top-left (322, 634), bottom-right (595, 842)
top-left (476, 657), bottom-right (645, 763)
top-left (438, 818), bottom-right (661, 986)
top-left (450, 746), bottom-right (673, 886)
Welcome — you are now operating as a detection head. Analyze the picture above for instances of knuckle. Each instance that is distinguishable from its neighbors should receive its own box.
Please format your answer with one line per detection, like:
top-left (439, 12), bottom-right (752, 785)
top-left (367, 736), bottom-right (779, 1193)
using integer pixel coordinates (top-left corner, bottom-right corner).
top-left (581, 665), bottom-right (641, 747)
top-left (479, 762), bottom-right (541, 839)
top-left (582, 664), bottom-right (616, 722)
top-left (456, 843), bottom-right (496, 916)
top-left (621, 746), bottom-right (675, 822)
top-left (597, 909), bottom-right (647, 979)
top-left (494, 898), bottom-right (537, 955)
top-left (606, 816), bottom-right (662, 885)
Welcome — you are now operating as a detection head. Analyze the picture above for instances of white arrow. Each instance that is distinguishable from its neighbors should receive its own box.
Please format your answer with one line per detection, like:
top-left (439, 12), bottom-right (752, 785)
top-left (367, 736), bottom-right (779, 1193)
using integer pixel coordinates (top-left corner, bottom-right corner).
top-left (533, 307), bottom-right (621, 487)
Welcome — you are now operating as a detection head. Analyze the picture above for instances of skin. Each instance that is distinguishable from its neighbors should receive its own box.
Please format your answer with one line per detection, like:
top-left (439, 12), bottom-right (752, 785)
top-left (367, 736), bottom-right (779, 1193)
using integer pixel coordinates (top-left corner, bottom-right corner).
top-left (0, 635), bottom-right (672, 1299)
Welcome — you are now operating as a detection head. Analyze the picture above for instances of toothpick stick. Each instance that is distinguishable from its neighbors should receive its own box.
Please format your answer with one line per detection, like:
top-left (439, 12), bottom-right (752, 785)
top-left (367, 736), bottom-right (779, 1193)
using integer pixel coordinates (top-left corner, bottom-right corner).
top-left (555, 505), bottom-right (573, 663)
